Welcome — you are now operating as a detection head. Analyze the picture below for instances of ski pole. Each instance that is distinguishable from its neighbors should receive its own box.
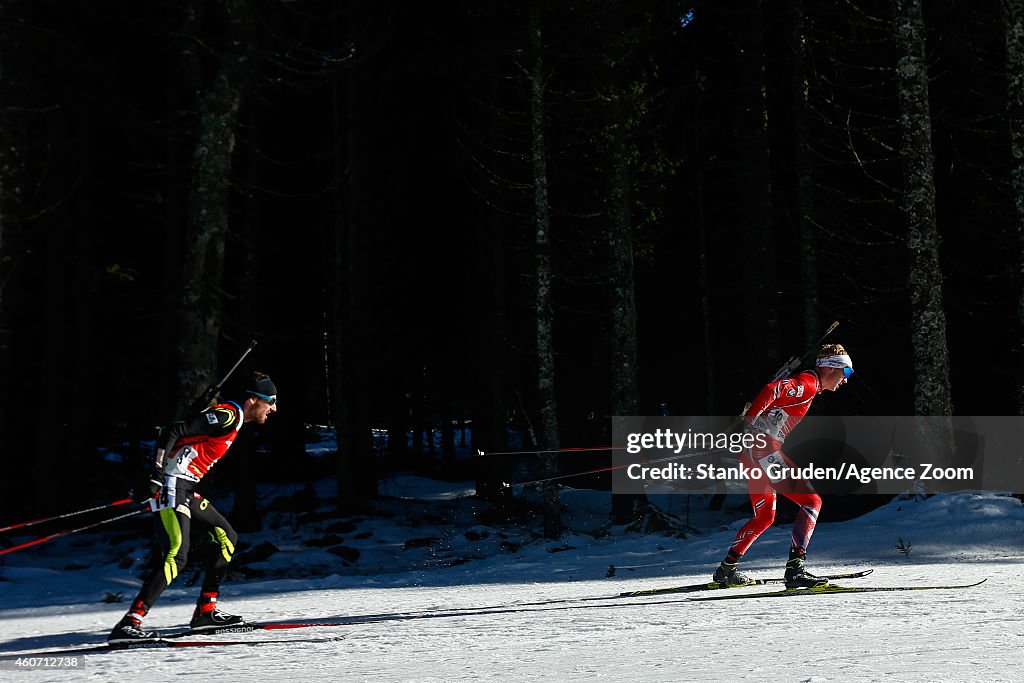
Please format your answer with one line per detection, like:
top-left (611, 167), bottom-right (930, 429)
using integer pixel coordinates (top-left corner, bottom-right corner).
top-left (0, 507), bottom-right (146, 556)
top-left (495, 323), bottom-right (843, 479)
top-left (504, 446), bottom-right (726, 488)
top-left (189, 338), bottom-right (259, 412)
top-left (0, 498), bottom-right (135, 535)
top-left (476, 445), bottom-right (627, 457)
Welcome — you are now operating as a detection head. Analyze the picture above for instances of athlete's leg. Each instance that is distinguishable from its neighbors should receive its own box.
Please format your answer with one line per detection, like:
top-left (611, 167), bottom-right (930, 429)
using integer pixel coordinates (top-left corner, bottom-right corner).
top-left (111, 480), bottom-right (193, 640)
top-left (728, 451), bottom-right (778, 558)
top-left (190, 494), bottom-right (238, 596)
top-left (782, 490), bottom-right (822, 553)
top-left (188, 494), bottom-right (243, 628)
top-left (771, 450), bottom-right (822, 554)
top-left (713, 449), bottom-right (777, 582)
top-left (773, 453), bottom-right (826, 586)
top-left (130, 481), bottom-right (193, 614)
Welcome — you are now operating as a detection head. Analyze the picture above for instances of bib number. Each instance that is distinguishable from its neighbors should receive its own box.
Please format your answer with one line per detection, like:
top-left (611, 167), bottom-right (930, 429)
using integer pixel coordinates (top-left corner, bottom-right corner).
top-left (757, 452), bottom-right (785, 483)
top-left (148, 478), bottom-right (176, 512)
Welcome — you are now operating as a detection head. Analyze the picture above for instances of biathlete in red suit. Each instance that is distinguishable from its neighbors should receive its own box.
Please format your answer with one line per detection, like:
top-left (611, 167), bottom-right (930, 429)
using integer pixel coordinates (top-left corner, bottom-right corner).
top-left (109, 372), bottom-right (278, 643)
top-left (712, 344), bottom-right (853, 589)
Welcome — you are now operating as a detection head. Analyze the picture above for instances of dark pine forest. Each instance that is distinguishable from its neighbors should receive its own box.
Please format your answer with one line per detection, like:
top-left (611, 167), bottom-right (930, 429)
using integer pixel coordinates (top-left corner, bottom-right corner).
top-left (1, 1), bottom-right (1023, 529)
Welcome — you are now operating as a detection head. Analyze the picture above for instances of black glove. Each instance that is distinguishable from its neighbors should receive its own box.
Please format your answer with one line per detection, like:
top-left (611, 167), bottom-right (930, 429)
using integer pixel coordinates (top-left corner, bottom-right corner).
top-left (135, 474), bottom-right (163, 504)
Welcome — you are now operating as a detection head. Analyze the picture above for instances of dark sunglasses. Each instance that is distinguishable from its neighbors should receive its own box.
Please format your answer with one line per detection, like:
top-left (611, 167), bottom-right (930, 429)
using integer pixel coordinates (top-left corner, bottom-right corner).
top-left (249, 391), bottom-right (277, 405)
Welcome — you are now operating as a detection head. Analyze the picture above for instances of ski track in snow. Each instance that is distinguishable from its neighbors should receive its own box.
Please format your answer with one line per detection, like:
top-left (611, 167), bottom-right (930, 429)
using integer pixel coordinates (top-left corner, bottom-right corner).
top-left (1, 488), bottom-right (1023, 681)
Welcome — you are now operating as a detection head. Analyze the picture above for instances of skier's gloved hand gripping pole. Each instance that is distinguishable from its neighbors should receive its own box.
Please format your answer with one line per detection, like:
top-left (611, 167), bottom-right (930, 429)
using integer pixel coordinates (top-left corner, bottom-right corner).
top-left (146, 339), bottom-right (258, 508)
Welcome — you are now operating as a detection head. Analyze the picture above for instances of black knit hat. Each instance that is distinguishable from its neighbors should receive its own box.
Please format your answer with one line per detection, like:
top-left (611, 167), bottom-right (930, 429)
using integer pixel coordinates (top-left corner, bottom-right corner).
top-left (245, 371), bottom-right (277, 399)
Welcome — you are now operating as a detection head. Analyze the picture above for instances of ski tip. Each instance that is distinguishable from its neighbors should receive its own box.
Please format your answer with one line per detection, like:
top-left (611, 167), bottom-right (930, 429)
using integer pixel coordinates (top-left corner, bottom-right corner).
top-left (842, 569), bottom-right (873, 578)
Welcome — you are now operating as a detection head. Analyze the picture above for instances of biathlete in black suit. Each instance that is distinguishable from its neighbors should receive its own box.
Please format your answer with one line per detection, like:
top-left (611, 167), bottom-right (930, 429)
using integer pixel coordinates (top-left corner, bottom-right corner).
top-left (109, 372), bottom-right (278, 643)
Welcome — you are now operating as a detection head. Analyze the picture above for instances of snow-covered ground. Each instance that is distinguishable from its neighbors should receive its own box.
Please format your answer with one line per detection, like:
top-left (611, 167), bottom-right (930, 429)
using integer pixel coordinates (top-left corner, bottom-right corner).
top-left (2, 479), bottom-right (1023, 682)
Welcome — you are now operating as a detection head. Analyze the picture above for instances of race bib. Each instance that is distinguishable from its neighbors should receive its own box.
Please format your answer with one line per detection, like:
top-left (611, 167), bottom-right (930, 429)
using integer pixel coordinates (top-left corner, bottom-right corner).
top-left (148, 478), bottom-right (177, 512)
top-left (757, 452), bottom-right (785, 483)
top-left (148, 496), bottom-right (173, 512)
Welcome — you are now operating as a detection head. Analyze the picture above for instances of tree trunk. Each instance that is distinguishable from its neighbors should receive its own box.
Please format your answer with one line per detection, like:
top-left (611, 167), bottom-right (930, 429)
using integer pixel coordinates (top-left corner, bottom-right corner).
top-left (894, 0), bottom-right (953, 418)
top-left (1005, 0), bottom-right (1024, 415)
top-left (692, 58), bottom-right (727, 511)
top-left (35, 231), bottom-right (66, 502)
top-left (894, 0), bottom-right (954, 477)
top-left (332, 1), bottom-right (374, 510)
top-left (34, 102), bottom-right (72, 508)
top-left (232, 91), bottom-right (267, 533)
top-left (159, 1), bottom-right (200, 419)
top-left (0, 0), bottom-right (13, 502)
top-left (736, 0), bottom-right (780, 372)
top-left (176, 0), bottom-right (256, 414)
top-left (789, 0), bottom-right (820, 348)
top-left (691, 58), bottom-right (715, 415)
top-left (473, 72), bottom-right (510, 507)
top-left (528, 1), bottom-right (562, 539)
top-left (472, 216), bottom-right (509, 501)
top-left (69, 134), bottom-right (95, 467)
top-left (602, 8), bottom-right (647, 525)
top-left (607, 131), bottom-right (646, 524)
top-left (607, 149), bottom-right (639, 419)
top-left (0, 0), bottom-right (6, 317)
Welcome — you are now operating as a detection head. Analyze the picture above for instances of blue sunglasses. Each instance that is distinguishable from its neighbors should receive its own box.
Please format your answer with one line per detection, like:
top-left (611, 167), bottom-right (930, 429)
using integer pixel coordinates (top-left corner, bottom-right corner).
top-left (249, 391), bottom-right (277, 405)
top-left (843, 367), bottom-right (854, 379)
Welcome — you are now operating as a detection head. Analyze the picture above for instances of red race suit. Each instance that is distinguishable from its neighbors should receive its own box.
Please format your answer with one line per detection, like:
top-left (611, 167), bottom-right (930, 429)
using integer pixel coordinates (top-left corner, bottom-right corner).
top-left (729, 370), bottom-right (823, 557)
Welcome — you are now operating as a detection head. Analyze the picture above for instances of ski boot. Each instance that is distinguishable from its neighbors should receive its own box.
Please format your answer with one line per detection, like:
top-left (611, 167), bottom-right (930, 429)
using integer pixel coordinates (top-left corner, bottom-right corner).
top-left (108, 599), bottom-right (159, 643)
top-left (785, 552), bottom-right (829, 589)
top-left (712, 559), bottom-right (756, 587)
top-left (190, 591), bottom-right (246, 631)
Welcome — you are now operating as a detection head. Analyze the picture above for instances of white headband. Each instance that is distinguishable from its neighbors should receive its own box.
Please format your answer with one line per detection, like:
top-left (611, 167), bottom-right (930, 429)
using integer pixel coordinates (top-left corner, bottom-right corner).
top-left (816, 354), bottom-right (852, 369)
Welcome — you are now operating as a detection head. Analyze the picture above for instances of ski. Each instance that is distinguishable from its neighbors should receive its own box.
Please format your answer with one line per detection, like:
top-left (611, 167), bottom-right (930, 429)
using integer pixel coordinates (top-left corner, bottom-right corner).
top-left (0, 622), bottom-right (348, 660)
top-left (161, 621), bottom-right (348, 639)
top-left (0, 633), bottom-right (345, 659)
top-left (317, 570), bottom-right (877, 624)
top-left (618, 569), bottom-right (873, 597)
top-left (692, 578), bottom-right (986, 601)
